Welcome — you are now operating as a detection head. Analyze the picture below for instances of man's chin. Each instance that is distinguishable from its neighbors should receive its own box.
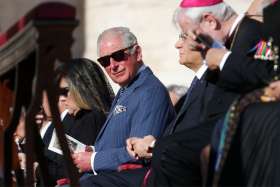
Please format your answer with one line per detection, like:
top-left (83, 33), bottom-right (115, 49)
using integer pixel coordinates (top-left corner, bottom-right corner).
top-left (180, 61), bottom-right (189, 66)
top-left (114, 78), bottom-right (128, 87)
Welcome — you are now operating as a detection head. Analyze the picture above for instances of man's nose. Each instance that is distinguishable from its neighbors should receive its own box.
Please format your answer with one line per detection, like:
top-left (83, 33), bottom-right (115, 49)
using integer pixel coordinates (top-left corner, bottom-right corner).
top-left (110, 57), bottom-right (119, 69)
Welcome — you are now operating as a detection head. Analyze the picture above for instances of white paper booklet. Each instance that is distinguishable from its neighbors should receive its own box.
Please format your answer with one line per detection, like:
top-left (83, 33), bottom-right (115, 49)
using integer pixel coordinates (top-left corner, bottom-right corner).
top-left (48, 130), bottom-right (88, 155)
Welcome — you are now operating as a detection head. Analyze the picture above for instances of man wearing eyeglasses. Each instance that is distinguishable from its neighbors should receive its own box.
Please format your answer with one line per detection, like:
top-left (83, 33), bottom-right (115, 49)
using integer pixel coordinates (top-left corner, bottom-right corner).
top-left (72, 27), bottom-right (175, 186)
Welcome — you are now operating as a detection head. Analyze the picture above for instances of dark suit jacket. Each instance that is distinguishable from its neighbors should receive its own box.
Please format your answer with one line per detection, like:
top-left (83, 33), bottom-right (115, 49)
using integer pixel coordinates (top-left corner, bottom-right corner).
top-left (67, 109), bottom-right (106, 145)
top-left (165, 73), bottom-right (216, 134)
top-left (217, 101), bottom-right (280, 186)
top-left (147, 72), bottom-right (216, 187)
top-left (204, 16), bottom-right (265, 126)
top-left (208, 8), bottom-right (280, 186)
top-left (216, 16), bottom-right (274, 93)
top-left (264, 0), bottom-right (280, 47)
top-left (93, 67), bottom-right (175, 172)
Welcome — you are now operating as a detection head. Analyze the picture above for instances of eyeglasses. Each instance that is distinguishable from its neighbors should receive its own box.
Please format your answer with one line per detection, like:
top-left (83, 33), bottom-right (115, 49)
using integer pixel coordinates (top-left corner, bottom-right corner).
top-left (97, 44), bottom-right (136, 68)
top-left (58, 87), bottom-right (69, 97)
top-left (179, 33), bottom-right (188, 41)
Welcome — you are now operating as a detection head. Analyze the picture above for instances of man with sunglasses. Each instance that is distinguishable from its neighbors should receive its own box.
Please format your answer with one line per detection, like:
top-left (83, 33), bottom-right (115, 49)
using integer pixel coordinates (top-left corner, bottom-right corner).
top-left (72, 27), bottom-right (175, 186)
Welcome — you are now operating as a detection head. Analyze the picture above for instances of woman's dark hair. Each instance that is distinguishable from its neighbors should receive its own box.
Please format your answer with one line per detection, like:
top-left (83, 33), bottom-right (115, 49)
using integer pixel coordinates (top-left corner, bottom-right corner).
top-left (55, 58), bottom-right (115, 114)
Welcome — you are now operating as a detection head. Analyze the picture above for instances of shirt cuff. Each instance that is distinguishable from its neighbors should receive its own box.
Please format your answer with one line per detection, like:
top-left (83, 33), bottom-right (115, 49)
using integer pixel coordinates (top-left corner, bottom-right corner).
top-left (219, 51), bottom-right (232, 70)
top-left (90, 152), bottom-right (98, 175)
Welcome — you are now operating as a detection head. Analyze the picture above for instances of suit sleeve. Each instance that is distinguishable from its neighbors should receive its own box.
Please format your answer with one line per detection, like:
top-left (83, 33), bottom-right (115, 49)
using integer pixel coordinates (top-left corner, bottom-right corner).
top-left (217, 17), bottom-right (273, 93)
top-left (217, 53), bottom-right (273, 93)
top-left (93, 85), bottom-right (176, 172)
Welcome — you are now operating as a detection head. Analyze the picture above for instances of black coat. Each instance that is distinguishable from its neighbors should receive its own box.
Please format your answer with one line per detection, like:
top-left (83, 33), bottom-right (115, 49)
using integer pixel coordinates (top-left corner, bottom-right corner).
top-left (42, 109), bottom-right (106, 185)
top-left (217, 16), bottom-right (273, 93)
top-left (67, 109), bottom-right (106, 145)
top-left (149, 16), bottom-right (266, 187)
top-left (204, 16), bottom-right (265, 128)
top-left (217, 101), bottom-right (280, 186)
top-left (148, 73), bottom-right (216, 187)
top-left (165, 74), bottom-right (216, 134)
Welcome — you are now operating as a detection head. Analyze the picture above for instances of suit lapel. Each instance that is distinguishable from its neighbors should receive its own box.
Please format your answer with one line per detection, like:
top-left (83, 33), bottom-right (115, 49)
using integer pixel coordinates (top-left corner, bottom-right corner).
top-left (94, 91), bottom-right (120, 142)
top-left (168, 73), bottom-right (208, 134)
top-left (117, 67), bottom-right (152, 104)
top-left (95, 67), bottom-right (152, 143)
top-left (174, 79), bottom-right (202, 123)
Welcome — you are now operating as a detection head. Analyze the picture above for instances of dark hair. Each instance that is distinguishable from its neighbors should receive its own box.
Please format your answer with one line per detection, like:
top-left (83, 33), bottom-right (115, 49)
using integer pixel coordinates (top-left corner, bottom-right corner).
top-left (55, 58), bottom-right (115, 114)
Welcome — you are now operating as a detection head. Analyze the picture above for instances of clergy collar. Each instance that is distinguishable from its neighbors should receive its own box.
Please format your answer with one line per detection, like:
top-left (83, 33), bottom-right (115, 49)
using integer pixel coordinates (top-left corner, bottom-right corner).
top-left (228, 13), bottom-right (245, 38)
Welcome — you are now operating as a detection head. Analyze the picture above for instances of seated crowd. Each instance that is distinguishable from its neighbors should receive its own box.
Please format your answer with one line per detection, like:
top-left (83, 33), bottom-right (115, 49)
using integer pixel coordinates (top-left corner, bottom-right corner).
top-left (12, 0), bottom-right (280, 186)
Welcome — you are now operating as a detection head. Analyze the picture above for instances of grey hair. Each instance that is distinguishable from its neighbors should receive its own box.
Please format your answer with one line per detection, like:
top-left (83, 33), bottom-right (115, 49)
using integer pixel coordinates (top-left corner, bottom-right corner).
top-left (97, 27), bottom-right (138, 56)
top-left (167, 84), bottom-right (188, 98)
top-left (173, 2), bottom-right (236, 27)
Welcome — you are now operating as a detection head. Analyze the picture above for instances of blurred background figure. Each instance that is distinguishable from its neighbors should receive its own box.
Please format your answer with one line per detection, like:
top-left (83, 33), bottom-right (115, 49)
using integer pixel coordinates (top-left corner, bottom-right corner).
top-left (167, 84), bottom-right (187, 112)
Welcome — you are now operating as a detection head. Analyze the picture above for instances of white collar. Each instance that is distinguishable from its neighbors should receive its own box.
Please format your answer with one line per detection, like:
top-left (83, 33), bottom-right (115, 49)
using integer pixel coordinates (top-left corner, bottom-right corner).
top-left (40, 110), bottom-right (69, 138)
top-left (228, 14), bottom-right (245, 37)
top-left (60, 109), bottom-right (69, 120)
top-left (40, 121), bottom-right (52, 138)
top-left (195, 63), bottom-right (208, 80)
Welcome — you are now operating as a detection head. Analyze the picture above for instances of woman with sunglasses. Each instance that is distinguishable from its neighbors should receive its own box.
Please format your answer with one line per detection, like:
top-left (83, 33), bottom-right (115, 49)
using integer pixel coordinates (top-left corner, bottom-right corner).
top-left (40, 58), bottom-right (114, 185)
top-left (55, 58), bottom-right (115, 146)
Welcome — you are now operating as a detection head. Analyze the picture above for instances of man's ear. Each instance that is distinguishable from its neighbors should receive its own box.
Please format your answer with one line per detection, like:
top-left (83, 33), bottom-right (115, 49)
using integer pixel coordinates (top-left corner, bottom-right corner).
top-left (201, 13), bottom-right (220, 30)
top-left (135, 45), bottom-right (142, 62)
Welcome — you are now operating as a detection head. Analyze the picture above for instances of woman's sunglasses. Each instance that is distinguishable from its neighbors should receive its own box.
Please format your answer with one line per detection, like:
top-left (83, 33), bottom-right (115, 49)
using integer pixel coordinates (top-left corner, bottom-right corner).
top-left (97, 44), bottom-right (136, 68)
top-left (58, 87), bottom-right (69, 97)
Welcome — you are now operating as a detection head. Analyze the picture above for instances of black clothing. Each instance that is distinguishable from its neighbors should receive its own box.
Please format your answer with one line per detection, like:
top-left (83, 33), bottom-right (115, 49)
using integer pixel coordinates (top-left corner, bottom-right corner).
top-left (205, 16), bottom-right (264, 126)
top-left (165, 75), bottom-right (216, 135)
top-left (216, 16), bottom-right (276, 93)
top-left (208, 10), bottom-right (280, 186)
top-left (173, 94), bottom-right (185, 113)
top-left (148, 123), bottom-right (215, 187)
top-left (67, 109), bottom-right (106, 145)
top-left (148, 16), bottom-right (265, 187)
top-left (41, 114), bottom-right (74, 185)
top-left (264, 0), bottom-right (280, 47)
top-left (214, 101), bottom-right (280, 187)
top-left (146, 73), bottom-right (216, 187)
top-left (42, 109), bottom-right (106, 185)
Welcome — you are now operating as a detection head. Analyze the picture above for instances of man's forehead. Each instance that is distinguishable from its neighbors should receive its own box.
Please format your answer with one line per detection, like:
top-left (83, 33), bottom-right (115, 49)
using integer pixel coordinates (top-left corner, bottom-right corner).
top-left (99, 37), bottom-right (124, 56)
top-left (100, 40), bottom-right (119, 48)
top-left (100, 36), bottom-right (123, 49)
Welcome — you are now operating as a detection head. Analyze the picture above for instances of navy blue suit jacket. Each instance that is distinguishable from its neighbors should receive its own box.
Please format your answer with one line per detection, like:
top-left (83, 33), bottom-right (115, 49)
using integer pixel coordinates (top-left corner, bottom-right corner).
top-left (93, 67), bottom-right (175, 172)
top-left (171, 74), bottom-right (216, 133)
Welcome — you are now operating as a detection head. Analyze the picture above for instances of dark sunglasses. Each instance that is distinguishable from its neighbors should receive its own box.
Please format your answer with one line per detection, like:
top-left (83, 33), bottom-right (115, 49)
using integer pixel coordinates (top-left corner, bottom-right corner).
top-left (58, 87), bottom-right (69, 97)
top-left (97, 44), bottom-right (136, 68)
